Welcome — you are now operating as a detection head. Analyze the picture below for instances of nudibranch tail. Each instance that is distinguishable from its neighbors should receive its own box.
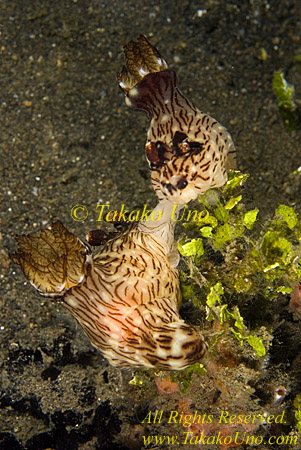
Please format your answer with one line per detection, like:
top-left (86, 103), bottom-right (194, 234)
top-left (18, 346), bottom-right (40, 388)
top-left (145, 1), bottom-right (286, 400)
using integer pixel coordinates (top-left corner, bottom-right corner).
top-left (119, 35), bottom-right (236, 205)
top-left (12, 219), bottom-right (207, 369)
top-left (117, 34), bottom-right (168, 94)
top-left (10, 221), bottom-right (91, 296)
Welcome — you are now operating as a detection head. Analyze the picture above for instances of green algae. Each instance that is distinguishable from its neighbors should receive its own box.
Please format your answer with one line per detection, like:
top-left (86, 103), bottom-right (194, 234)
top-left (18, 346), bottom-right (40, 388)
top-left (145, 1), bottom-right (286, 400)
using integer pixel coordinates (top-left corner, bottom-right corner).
top-left (179, 170), bottom-right (301, 299)
top-left (179, 170), bottom-right (301, 359)
top-left (171, 363), bottom-right (207, 393)
top-left (272, 71), bottom-right (299, 130)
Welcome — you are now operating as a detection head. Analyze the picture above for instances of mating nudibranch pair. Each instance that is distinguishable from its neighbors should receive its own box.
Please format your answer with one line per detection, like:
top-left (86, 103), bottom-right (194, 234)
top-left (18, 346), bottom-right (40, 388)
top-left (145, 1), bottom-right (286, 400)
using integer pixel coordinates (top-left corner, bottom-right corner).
top-left (11, 36), bottom-right (236, 370)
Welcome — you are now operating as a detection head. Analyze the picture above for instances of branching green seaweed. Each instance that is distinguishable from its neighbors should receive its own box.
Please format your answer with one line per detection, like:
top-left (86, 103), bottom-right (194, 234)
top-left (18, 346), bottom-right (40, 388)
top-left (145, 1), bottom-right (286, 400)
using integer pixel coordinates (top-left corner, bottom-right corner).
top-left (179, 170), bottom-right (301, 356)
top-left (205, 283), bottom-right (267, 357)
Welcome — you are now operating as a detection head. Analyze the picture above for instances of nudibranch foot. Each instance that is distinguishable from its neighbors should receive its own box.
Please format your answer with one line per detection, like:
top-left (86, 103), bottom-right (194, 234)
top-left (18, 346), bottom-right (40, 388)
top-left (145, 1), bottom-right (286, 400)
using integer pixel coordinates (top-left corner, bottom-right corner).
top-left (11, 219), bottom-right (207, 370)
top-left (64, 294), bottom-right (207, 370)
top-left (118, 35), bottom-right (236, 205)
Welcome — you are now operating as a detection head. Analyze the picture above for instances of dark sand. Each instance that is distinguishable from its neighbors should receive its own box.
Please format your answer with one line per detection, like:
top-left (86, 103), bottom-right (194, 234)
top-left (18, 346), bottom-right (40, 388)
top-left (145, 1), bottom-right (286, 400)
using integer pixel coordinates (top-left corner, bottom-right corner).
top-left (1, 1), bottom-right (300, 449)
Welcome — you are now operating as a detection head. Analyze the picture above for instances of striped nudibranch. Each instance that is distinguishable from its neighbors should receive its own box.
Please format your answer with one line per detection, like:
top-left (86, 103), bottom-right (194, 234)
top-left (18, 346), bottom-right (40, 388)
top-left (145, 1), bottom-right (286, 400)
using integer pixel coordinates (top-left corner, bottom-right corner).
top-left (11, 202), bottom-right (207, 369)
top-left (117, 35), bottom-right (236, 205)
top-left (10, 36), bottom-right (236, 370)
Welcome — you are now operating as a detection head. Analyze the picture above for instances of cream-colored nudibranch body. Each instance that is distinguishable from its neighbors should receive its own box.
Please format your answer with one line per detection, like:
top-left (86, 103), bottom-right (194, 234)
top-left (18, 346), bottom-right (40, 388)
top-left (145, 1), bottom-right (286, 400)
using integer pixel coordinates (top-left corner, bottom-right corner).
top-left (11, 202), bottom-right (207, 370)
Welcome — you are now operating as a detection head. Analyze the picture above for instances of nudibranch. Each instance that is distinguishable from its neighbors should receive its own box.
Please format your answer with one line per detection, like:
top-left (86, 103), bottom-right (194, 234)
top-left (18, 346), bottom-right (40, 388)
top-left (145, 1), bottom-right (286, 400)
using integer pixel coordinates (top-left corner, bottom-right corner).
top-left (11, 203), bottom-right (207, 369)
top-left (10, 36), bottom-right (236, 370)
top-left (117, 35), bottom-right (236, 205)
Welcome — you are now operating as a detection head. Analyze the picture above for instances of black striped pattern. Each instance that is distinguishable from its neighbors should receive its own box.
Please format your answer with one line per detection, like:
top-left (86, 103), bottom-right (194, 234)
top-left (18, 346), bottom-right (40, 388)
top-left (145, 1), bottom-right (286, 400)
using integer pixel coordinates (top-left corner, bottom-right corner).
top-left (63, 223), bottom-right (207, 369)
top-left (126, 69), bottom-right (236, 205)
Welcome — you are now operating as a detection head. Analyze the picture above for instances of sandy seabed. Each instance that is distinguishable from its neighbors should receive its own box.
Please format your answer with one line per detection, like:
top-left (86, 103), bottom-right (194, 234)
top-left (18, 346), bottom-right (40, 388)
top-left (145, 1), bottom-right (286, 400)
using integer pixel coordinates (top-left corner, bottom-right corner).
top-left (1, 1), bottom-right (300, 449)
